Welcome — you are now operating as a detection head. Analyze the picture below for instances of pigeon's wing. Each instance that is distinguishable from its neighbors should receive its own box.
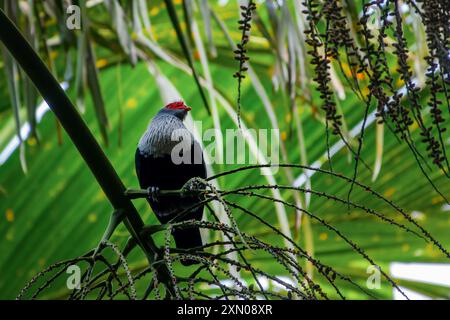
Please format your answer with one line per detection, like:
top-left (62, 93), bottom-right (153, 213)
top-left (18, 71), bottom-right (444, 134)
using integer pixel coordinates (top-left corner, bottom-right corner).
top-left (135, 144), bottom-right (206, 265)
top-left (134, 148), bottom-right (142, 183)
top-left (170, 140), bottom-right (206, 265)
top-left (190, 139), bottom-right (207, 180)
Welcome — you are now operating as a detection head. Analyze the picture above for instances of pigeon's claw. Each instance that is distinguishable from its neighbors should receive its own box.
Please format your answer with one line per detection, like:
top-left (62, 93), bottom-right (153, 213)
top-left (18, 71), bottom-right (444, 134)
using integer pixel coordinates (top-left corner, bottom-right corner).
top-left (147, 186), bottom-right (160, 203)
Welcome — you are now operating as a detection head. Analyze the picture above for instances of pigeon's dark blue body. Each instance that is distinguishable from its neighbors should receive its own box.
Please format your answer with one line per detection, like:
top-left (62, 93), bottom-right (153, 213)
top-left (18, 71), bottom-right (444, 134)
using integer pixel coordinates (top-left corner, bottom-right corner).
top-left (135, 102), bottom-right (206, 266)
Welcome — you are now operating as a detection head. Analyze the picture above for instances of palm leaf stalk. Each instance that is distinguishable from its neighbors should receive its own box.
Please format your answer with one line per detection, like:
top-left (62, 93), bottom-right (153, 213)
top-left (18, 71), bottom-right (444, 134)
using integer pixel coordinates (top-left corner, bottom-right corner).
top-left (0, 9), bottom-right (174, 292)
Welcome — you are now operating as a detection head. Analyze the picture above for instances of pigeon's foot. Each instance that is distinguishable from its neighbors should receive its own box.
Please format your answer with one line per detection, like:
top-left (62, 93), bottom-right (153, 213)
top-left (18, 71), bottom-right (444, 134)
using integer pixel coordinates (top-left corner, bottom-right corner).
top-left (147, 186), bottom-right (160, 202)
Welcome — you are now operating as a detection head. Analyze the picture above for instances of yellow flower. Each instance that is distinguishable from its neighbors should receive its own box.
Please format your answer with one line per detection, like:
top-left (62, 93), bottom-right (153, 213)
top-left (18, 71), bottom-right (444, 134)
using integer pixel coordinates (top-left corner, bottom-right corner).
top-left (383, 187), bottom-right (396, 198)
top-left (319, 232), bottom-right (328, 241)
top-left (6, 209), bottom-right (14, 222)
top-left (396, 78), bottom-right (405, 87)
top-left (94, 190), bottom-right (106, 202)
top-left (431, 196), bottom-right (443, 205)
top-left (50, 51), bottom-right (58, 60)
top-left (341, 63), bottom-right (352, 78)
top-left (285, 113), bottom-right (292, 123)
top-left (150, 7), bottom-right (160, 16)
top-left (96, 59), bottom-right (108, 69)
top-left (193, 49), bottom-right (200, 61)
top-left (27, 137), bottom-right (37, 147)
top-left (88, 213), bottom-right (98, 223)
top-left (361, 86), bottom-right (370, 97)
top-left (126, 98), bottom-right (138, 109)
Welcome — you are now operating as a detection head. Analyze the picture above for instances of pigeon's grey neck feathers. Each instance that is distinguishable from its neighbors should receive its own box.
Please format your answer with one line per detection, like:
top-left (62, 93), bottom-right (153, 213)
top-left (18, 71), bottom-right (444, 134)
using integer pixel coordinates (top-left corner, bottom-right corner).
top-left (138, 112), bottom-right (191, 157)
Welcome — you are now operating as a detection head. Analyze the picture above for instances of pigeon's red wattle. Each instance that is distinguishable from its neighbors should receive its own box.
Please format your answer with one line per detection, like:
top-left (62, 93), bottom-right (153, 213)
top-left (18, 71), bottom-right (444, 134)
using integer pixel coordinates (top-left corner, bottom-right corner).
top-left (165, 101), bottom-right (191, 111)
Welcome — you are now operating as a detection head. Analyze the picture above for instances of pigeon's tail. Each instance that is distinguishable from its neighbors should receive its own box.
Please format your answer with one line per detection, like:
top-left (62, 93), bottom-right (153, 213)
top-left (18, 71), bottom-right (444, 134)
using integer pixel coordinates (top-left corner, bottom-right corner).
top-left (173, 226), bottom-right (203, 266)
